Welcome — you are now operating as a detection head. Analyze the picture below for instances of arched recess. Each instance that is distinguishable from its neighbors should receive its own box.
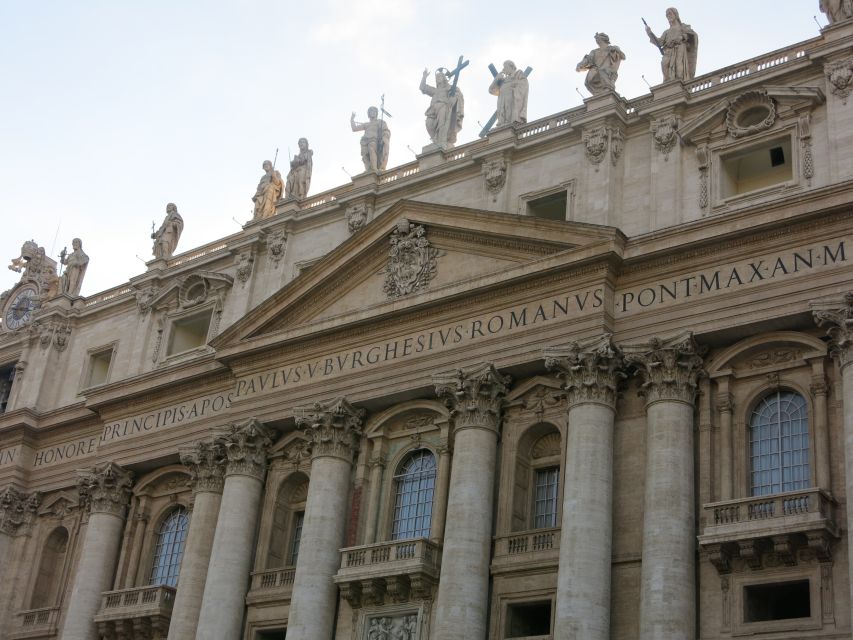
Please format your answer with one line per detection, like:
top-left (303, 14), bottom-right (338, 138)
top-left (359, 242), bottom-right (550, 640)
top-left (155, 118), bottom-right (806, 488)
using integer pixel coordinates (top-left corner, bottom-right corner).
top-left (30, 526), bottom-right (69, 609)
top-left (511, 422), bottom-right (562, 532)
top-left (266, 472), bottom-right (309, 569)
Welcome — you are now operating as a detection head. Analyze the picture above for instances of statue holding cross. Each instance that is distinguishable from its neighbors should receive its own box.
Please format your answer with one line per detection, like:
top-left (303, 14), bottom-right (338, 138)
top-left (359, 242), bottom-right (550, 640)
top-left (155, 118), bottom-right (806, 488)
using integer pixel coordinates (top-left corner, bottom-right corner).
top-left (480, 60), bottom-right (531, 137)
top-left (420, 55), bottom-right (468, 149)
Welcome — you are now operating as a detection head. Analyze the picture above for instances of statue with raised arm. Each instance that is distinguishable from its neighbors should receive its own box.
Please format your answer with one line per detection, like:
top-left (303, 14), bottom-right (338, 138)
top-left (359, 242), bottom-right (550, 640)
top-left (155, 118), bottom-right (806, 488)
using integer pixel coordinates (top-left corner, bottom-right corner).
top-left (576, 33), bottom-right (626, 96)
top-left (351, 107), bottom-right (391, 173)
top-left (59, 238), bottom-right (89, 296)
top-left (152, 203), bottom-right (184, 259)
top-left (420, 68), bottom-right (464, 148)
top-left (490, 60), bottom-right (528, 126)
top-left (285, 138), bottom-right (313, 200)
top-left (820, 0), bottom-right (853, 23)
top-left (252, 160), bottom-right (284, 219)
top-left (645, 7), bottom-right (698, 82)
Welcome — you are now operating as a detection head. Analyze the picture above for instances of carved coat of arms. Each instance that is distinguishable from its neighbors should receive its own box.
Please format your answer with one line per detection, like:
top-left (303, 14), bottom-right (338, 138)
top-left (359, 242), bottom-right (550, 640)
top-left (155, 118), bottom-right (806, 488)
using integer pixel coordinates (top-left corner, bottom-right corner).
top-left (383, 222), bottom-right (439, 298)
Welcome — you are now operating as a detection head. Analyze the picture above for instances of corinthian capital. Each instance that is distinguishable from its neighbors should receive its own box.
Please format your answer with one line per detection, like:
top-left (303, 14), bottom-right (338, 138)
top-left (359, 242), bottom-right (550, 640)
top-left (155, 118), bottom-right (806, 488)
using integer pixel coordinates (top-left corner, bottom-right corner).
top-left (623, 332), bottom-right (706, 406)
top-left (0, 486), bottom-right (41, 536)
top-left (179, 440), bottom-right (227, 494)
top-left (296, 397), bottom-right (366, 462)
top-left (545, 334), bottom-right (625, 410)
top-left (813, 293), bottom-right (853, 369)
top-left (433, 363), bottom-right (511, 433)
top-left (78, 462), bottom-right (134, 518)
top-left (213, 418), bottom-right (274, 480)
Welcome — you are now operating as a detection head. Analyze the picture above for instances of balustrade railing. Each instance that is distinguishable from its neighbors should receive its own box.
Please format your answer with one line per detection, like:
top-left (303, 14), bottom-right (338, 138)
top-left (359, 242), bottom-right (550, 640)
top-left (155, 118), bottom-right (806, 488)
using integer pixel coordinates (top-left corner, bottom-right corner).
top-left (495, 527), bottom-right (560, 558)
top-left (340, 538), bottom-right (441, 573)
top-left (250, 566), bottom-right (296, 591)
top-left (703, 488), bottom-right (835, 532)
top-left (17, 606), bottom-right (60, 629)
top-left (98, 584), bottom-right (176, 614)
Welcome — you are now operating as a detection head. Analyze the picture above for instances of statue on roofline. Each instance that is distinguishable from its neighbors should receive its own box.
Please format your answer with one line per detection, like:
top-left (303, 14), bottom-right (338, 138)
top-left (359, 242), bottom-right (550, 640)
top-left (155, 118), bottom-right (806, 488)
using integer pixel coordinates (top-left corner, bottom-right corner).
top-left (152, 203), bottom-right (184, 259)
top-left (252, 161), bottom-right (283, 220)
top-left (351, 107), bottom-right (391, 173)
top-left (644, 7), bottom-right (699, 82)
top-left (820, 0), bottom-right (853, 24)
top-left (489, 60), bottom-right (528, 126)
top-left (59, 238), bottom-right (88, 297)
top-left (576, 33), bottom-right (626, 95)
top-left (285, 138), bottom-right (313, 201)
top-left (420, 68), bottom-right (464, 148)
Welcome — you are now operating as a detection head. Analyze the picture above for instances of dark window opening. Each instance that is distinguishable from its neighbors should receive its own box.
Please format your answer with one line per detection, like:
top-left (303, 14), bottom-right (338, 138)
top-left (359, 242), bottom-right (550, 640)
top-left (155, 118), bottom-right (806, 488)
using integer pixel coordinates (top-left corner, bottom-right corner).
top-left (255, 630), bottom-right (286, 640)
top-left (527, 192), bottom-right (567, 221)
top-left (506, 601), bottom-right (551, 638)
top-left (720, 137), bottom-right (793, 197)
top-left (744, 580), bottom-right (810, 623)
top-left (0, 363), bottom-right (16, 413)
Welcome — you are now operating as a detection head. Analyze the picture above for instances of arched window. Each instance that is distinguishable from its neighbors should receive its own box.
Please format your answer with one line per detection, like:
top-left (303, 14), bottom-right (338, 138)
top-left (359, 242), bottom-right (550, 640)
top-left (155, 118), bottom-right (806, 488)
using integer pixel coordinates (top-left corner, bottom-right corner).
top-left (391, 450), bottom-right (437, 540)
top-left (149, 507), bottom-right (189, 587)
top-left (750, 390), bottom-right (810, 496)
top-left (30, 526), bottom-right (69, 609)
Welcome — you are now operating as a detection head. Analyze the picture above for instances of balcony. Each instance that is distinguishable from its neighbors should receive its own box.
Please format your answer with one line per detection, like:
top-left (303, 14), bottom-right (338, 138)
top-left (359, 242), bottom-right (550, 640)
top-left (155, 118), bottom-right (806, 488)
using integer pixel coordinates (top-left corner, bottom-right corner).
top-left (245, 566), bottom-right (295, 606)
top-left (93, 585), bottom-right (175, 640)
top-left (334, 538), bottom-right (442, 607)
top-left (492, 528), bottom-right (560, 575)
top-left (698, 488), bottom-right (839, 573)
top-left (8, 607), bottom-right (61, 639)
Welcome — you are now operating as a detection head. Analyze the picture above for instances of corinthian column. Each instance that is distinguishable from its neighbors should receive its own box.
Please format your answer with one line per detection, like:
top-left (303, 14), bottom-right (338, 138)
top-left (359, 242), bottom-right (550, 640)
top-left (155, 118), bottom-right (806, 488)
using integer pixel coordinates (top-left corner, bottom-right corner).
top-left (286, 398), bottom-right (365, 640)
top-left (195, 419), bottom-right (274, 640)
top-left (624, 333), bottom-right (705, 640)
top-left (814, 293), bottom-right (853, 616)
top-left (545, 335), bottom-right (624, 640)
top-left (0, 487), bottom-right (40, 636)
top-left (60, 463), bottom-right (134, 640)
top-left (432, 363), bottom-right (511, 640)
top-left (167, 441), bottom-right (226, 640)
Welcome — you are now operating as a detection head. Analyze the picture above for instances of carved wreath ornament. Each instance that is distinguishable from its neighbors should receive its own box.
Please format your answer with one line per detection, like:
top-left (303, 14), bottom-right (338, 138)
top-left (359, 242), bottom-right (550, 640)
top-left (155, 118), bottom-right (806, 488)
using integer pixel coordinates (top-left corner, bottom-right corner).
top-left (383, 221), bottom-right (439, 298)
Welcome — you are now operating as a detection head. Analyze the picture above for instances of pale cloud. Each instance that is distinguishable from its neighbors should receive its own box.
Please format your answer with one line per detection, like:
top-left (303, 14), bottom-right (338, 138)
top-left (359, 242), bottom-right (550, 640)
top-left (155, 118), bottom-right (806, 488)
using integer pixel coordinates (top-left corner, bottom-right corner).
top-left (309, 0), bottom-right (418, 44)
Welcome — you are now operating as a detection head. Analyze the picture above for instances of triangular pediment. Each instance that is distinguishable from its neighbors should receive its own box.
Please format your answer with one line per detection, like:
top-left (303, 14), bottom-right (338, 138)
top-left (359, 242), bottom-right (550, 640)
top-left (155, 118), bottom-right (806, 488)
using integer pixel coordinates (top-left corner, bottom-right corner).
top-left (212, 200), bottom-right (622, 355)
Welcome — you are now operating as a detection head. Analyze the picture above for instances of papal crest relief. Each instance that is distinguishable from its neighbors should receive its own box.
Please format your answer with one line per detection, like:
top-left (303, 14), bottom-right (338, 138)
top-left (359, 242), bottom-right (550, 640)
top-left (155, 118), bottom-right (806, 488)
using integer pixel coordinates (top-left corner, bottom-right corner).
top-left (383, 220), bottom-right (439, 299)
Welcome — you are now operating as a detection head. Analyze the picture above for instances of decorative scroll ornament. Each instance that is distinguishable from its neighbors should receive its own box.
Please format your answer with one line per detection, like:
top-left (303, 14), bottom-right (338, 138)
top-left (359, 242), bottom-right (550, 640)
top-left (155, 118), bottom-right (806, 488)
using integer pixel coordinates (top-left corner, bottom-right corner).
top-left (31, 320), bottom-right (72, 352)
top-left (545, 334), bottom-right (625, 409)
top-left (813, 292), bottom-right (853, 368)
top-left (696, 144), bottom-right (710, 210)
top-left (383, 221), bottom-right (439, 299)
top-left (235, 250), bottom-right (255, 284)
top-left (623, 332), bottom-right (706, 405)
top-left (825, 57), bottom-right (853, 105)
top-left (346, 203), bottom-right (372, 234)
top-left (482, 157), bottom-right (507, 199)
top-left (433, 362), bottom-right (511, 433)
top-left (725, 90), bottom-right (776, 138)
top-left (583, 125), bottom-right (623, 169)
top-left (651, 115), bottom-right (679, 159)
top-left (261, 228), bottom-right (287, 267)
top-left (214, 418), bottom-right (274, 480)
top-left (179, 440), bottom-right (227, 494)
top-left (77, 462), bottom-right (134, 518)
top-left (295, 397), bottom-right (366, 462)
top-left (0, 486), bottom-right (41, 535)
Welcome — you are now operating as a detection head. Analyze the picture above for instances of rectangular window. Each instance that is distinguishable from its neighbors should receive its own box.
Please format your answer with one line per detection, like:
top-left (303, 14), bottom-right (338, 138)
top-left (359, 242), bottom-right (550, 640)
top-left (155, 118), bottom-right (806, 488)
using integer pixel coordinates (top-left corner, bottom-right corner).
top-left (744, 580), bottom-right (810, 622)
top-left (533, 467), bottom-right (559, 529)
top-left (288, 511), bottom-right (304, 566)
top-left (720, 137), bottom-right (793, 198)
top-left (86, 348), bottom-right (113, 387)
top-left (527, 191), bottom-right (568, 221)
top-left (0, 363), bottom-right (16, 414)
top-left (506, 601), bottom-right (552, 638)
top-left (167, 310), bottom-right (213, 356)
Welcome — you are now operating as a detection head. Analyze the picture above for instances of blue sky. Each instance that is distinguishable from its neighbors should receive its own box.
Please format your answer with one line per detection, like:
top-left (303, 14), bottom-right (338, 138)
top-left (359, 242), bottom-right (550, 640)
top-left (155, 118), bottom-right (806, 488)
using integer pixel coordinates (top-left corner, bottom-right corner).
top-left (0, 1), bottom-right (822, 295)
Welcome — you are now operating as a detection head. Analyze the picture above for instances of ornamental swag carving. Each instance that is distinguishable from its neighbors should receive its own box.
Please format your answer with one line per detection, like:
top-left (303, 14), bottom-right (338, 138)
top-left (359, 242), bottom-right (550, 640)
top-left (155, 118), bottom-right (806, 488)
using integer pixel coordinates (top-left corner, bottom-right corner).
top-left (545, 334), bottom-right (625, 409)
top-left (433, 363), bottom-right (511, 432)
top-left (651, 115), bottom-right (679, 159)
top-left (482, 157), bottom-right (507, 199)
top-left (825, 57), bottom-right (853, 105)
top-left (383, 221), bottom-right (439, 299)
top-left (295, 397), bottom-right (366, 462)
top-left (77, 462), bottom-right (134, 517)
top-left (346, 203), bottom-right (372, 234)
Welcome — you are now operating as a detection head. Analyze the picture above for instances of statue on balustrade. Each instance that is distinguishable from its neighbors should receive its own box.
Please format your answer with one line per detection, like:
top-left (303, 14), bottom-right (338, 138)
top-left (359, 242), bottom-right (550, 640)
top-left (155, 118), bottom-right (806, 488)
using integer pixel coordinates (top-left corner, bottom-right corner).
top-left (285, 138), bottom-right (313, 200)
top-left (252, 160), bottom-right (284, 220)
top-left (59, 238), bottom-right (89, 296)
top-left (490, 60), bottom-right (529, 126)
top-left (351, 107), bottom-right (391, 173)
top-left (644, 7), bottom-right (699, 82)
top-left (151, 203), bottom-right (184, 259)
top-left (420, 68), bottom-right (465, 148)
top-left (820, 0), bottom-right (853, 24)
top-left (576, 33), bottom-right (626, 95)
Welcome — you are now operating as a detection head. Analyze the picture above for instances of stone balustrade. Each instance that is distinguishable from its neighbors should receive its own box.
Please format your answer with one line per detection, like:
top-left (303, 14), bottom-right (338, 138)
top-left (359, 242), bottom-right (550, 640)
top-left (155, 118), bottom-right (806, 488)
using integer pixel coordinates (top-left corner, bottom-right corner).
top-left (492, 528), bottom-right (560, 575)
top-left (93, 585), bottom-right (175, 640)
top-left (245, 567), bottom-right (296, 607)
top-left (9, 606), bottom-right (61, 639)
top-left (334, 538), bottom-right (442, 607)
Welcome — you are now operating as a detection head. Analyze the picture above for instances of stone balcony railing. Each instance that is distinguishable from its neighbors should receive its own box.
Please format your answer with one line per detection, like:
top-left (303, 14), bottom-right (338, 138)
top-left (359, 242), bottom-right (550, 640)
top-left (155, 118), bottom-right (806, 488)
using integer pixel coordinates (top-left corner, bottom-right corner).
top-left (492, 527), bottom-right (560, 575)
top-left (698, 488), bottom-right (839, 573)
top-left (93, 585), bottom-right (175, 640)
top-left (8, 606), bottom-right (61, 639)
top-left (334, 538), bottom-right (442, 607)
top-left (245, 566), bottom-right (296, 606)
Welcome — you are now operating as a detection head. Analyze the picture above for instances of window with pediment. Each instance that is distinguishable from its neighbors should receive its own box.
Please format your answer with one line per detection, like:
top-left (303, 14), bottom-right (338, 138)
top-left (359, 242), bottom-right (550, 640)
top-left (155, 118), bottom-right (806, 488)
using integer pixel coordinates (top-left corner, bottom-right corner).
top-left (149, 506), bottom-right (189, 587)
top-left (749, 390), bottom-right (810, 497)
top-left (391, 449), bottom-right (436, 541)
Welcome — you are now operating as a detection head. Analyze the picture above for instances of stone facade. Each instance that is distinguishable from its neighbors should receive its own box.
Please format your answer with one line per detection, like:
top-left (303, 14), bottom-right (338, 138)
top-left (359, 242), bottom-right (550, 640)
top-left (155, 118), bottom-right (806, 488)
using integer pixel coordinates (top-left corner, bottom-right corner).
top-left (1, 21), bottom-right (853, 640)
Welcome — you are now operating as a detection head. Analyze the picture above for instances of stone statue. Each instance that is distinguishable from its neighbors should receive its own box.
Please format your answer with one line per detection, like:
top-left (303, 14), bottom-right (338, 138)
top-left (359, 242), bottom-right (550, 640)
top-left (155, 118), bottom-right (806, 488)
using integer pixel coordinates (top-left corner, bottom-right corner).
top-left (59, 238), bottom-right (89, 296)
top-left (351, 107), bottom-right (391, 173)
top-left (285, 138), bottom-right (313, 200)
top-left (820, 0), bottom-right (853, 23)
top-left (489, 60), bottom-right (528, 126)
top-left (395, 615), bottom-right (417, 640)
top-left (152, 203), bottom-right (184, 259)
top-left (576, 33), bottom-right (626, 95)
top-left (645, 8), bottom-right (699, 82)
top-left (367, 619), bottom-right (380, 640)
top-left (420, 68), bottom-right (464, 148)
top-left (252, 160), bottom-right (284, 220)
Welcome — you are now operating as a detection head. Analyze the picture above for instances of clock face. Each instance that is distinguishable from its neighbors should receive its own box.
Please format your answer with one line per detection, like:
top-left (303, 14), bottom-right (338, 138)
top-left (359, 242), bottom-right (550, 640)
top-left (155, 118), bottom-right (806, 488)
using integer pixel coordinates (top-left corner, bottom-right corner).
top-left (4, 285), bottom-right (38, 331)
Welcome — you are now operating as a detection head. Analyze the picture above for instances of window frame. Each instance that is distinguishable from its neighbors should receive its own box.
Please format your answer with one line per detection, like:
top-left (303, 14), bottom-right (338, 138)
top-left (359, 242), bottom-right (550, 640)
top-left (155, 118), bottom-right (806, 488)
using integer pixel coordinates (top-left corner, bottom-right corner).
top-left (148, 505), bottom-right (190, 588)
top-left (79, 342), bottom-right (117, 392)
top-left (389, 448), bottom-right (437, 541)
top-left (517, 180), bottom-right (575, 221)
top-left (730, 566), bottom-right (824, 636)
top-left (164, 306), bottom-right (215, 359)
